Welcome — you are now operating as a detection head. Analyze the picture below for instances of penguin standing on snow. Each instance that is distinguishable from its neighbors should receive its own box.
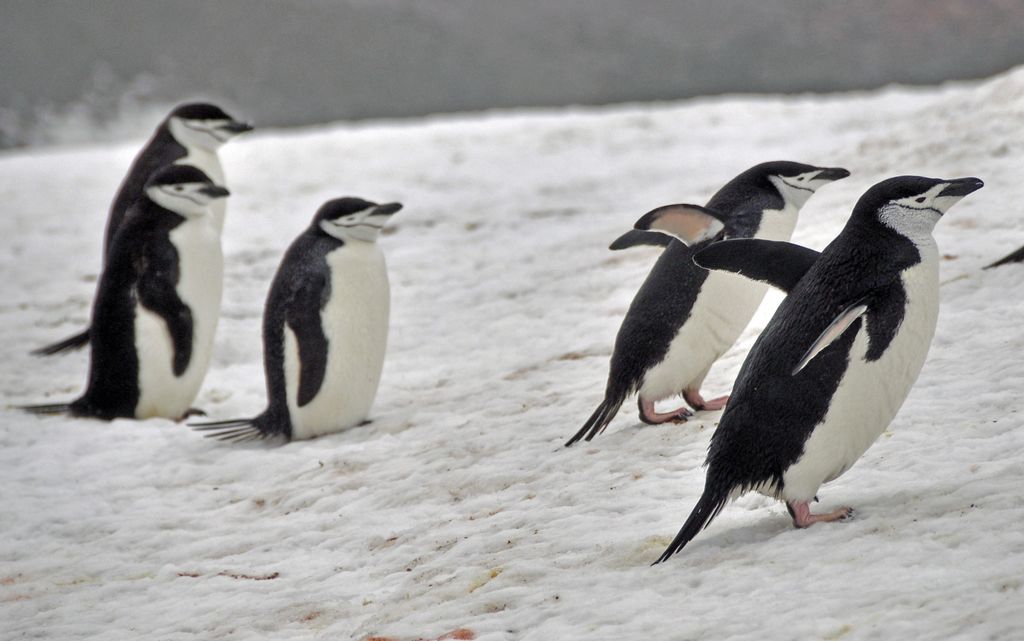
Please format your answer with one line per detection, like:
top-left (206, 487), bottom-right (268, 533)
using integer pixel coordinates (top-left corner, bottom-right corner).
top-left (566, 161), bottom-right (849, 446)
top-left (650, 175), bottom-right (983, 562)
top-left (22, 165), bottom-right (231, 420)
top-left (32, 102), bottom-right (252, 356)
top-left (193, 197), bottom-right (402, 442)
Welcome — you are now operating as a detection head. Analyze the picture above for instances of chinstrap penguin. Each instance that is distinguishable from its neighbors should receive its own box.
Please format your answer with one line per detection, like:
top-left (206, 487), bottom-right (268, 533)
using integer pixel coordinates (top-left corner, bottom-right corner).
top-left (32, 102), bottom-right (251, 356)
top-left (22, 165), bottom-right (230, 420)
top-left (566, 161), bottom-right (849, 446)
top-left (652, 175), bottom-right (983, 563)
top-left (193, 197), bottom-right (402, 443)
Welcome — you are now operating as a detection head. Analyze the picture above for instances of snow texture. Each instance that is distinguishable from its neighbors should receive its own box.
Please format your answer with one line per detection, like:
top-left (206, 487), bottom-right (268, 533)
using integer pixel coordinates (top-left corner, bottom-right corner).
top-left (3, 68), bottom-right (1024, 640)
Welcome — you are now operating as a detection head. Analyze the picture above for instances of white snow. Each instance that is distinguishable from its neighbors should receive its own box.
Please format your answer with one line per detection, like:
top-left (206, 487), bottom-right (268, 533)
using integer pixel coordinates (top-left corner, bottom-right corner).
top-left (3, 68), bottom-right (1024, 640)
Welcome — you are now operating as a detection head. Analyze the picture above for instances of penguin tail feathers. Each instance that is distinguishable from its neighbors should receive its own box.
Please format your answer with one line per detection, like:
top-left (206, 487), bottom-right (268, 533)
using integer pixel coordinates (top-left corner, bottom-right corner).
top-left (190, 413), bottom-right (284, 444)
top-left (565, 395), bottom-right (625, 447)
top-left (18, 402), bottom-right (72, 416)
top-left (31, 329), bottom-right (90, 356)
top-left (984, 246), bottom-right (1024, 269)
top-left (652, 479), bottom-right (732, 565)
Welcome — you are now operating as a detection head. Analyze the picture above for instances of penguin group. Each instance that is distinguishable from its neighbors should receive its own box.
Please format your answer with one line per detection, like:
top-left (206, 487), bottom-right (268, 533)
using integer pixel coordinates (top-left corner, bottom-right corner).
top-left (24, 102), bottom-right (398, 441)
top-left (569, 167), bottom-right (984, 563)
top-left (20, 99), bottom-right (994, 565)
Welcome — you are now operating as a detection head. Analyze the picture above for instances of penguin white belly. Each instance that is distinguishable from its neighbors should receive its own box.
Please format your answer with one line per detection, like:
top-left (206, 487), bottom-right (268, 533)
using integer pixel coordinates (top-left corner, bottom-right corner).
top-left (175, 150), bottom-right (227, 233)
top-left (639, 205), bottom-right (798, 401)
top-left (781, 246), bottom-right (939, 502)
top-left (134, 219), bottom-right (224, 419)
top-left (640, 273), bottom-right (770, 400)
top-left (287, 242), bottom-right (390, 440)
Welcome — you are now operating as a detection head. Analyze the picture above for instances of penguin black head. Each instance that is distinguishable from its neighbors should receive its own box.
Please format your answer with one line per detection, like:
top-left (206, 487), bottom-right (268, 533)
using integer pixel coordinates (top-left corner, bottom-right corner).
top-left (853, 175), bottom-right (984, 242)
top-left (144, 164), bottom-right (231, 218)
top-left (166, 102), bottom-right (254, 150)
top-left (742, 161), bottom-right (851, 209)
top-left (314, 198), bottom-right (403, 243)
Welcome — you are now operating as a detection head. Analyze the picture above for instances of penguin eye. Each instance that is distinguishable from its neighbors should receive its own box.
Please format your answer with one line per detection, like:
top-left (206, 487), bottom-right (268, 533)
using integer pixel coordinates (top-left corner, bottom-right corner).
top-left (174, 186), bottom-right (185, 192)
top-left (914, 197), bottom-right (926, 203)
top-left (796, 176), bottom-right (806, 182)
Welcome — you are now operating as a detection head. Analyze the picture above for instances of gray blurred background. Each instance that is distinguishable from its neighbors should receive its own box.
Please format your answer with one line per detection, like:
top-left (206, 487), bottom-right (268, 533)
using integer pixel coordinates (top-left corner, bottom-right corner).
top-left (3, 0), bottom-right (1024, 148)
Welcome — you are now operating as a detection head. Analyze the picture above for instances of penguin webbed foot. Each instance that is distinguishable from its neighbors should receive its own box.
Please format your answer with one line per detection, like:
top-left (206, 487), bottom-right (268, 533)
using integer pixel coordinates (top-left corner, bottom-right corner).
top-left (683, 389), bottom-right (729, 412)
top-left (786, 501), bottom-right (854, 529)
top-left (638, 398), bottom-right (693, 425)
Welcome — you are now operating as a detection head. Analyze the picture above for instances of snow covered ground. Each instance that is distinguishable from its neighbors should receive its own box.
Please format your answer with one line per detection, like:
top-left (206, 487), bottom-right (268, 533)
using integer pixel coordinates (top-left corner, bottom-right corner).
top-left (3, 67), bottom-right (1024, 640)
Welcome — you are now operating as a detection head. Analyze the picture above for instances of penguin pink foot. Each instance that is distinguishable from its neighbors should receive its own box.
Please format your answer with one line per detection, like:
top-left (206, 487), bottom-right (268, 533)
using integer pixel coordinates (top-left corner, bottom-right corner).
top-left (638, 398), bottom-right (693, 425)
top-left (786, 501), bottom-right (854, 528)
top-left (683, 389), bottom-right (729, 411)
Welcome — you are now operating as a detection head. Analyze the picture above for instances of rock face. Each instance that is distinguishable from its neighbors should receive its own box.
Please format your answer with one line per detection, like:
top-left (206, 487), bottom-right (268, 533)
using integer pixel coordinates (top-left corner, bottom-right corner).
top-left (3, 0), bottom-right (1024, 147)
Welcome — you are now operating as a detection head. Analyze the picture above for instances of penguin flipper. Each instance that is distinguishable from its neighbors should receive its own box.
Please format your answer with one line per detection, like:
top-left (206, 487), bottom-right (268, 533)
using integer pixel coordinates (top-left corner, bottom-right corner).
top-left (694, 239), bottom-right (821, 293)
top-left (137, 259), bottom-right (194, 376)
top-left (608, 229), bottom-right (674, 251)
top-left (791, 300), bottom-right (869, 375)
top-left (653, 477), bottom-right (732, 564)
top-left (984, 245), bottom-right (1024, 269)
top-left (31, 329), bottom-right (91, 356)
top-left (285, 277), bottom-right (330, 408)
top-left (634, 203), bottom-right (727, 246)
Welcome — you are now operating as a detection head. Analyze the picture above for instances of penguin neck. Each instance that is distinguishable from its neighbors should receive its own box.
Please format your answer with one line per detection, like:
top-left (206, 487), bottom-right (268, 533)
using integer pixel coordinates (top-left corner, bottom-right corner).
top-left (309, 226), bottom-right (346, 248)
top-left (142, 200), bottom-right (192, 229)
top-left (710, 185), bottom-right (789, 240)
top-left (176, 146), bottom-right (223, 185)
top-left (151, 125), bottom-right (183, 153)
top-left (748, 201), bottom-right (799, 242)
top-left (173, 147), bottom-right (225, 234)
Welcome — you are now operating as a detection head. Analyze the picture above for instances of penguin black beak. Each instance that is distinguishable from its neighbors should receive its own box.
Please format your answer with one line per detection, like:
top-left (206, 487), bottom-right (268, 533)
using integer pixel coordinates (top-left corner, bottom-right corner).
top-left (221, 121), bottom-right (255, 134)
top-left (199, 185), bottom-right (231, 198)
top-left (372, 202), bottom-right (403, 217)
top-left (816, 167), bottom-right (851, 182)
top-left (938, 177), bottom-right (984, 198)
